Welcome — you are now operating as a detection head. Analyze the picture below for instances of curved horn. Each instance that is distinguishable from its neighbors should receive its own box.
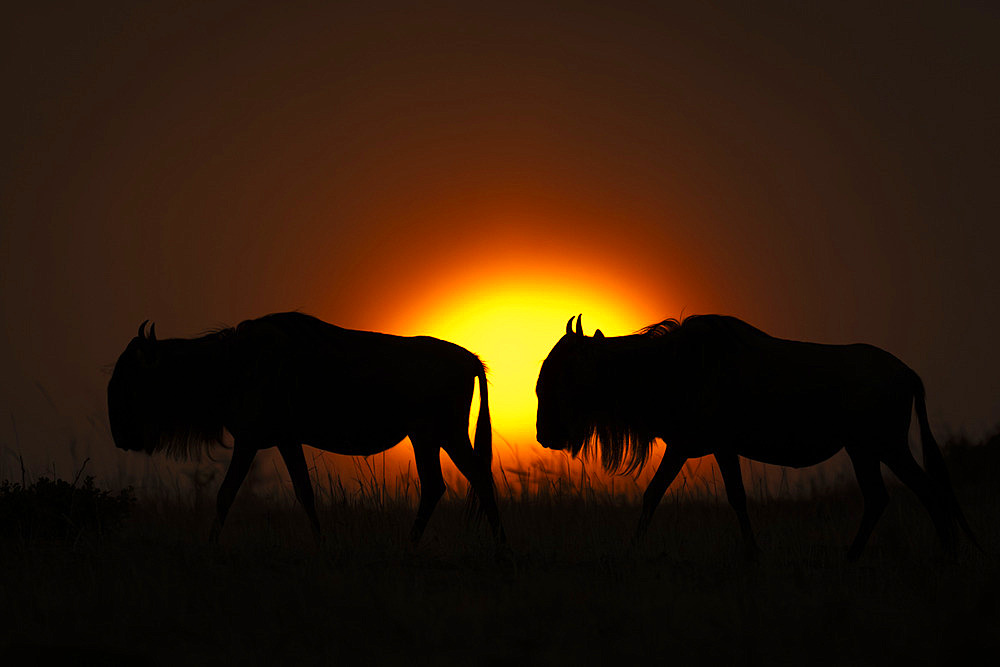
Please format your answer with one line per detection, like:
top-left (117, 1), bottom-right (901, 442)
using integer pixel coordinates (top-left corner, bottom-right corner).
top-left (566, 315), bottom-right (575, 336)
top-left (148, 322), bottom-right (156, 342)
top-left (138, 320), bottom-right (150, 339)
top-left (575, 313), bottom-right (583, 337)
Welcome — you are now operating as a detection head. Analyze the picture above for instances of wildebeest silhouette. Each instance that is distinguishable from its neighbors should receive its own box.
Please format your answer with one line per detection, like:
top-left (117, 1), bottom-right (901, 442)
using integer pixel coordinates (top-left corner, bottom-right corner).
top-left (108, 312), bottom-right (503, 543)
top-left (536, 314), bottom-right (975, 560)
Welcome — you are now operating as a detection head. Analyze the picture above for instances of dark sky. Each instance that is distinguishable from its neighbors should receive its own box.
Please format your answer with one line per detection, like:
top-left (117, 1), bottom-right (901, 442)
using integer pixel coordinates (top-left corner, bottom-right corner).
top-left (2, 1), bottom-right (998, 475)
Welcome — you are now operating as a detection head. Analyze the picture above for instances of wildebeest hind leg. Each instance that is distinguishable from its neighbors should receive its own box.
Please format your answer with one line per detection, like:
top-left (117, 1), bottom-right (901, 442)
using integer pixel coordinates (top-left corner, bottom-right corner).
top-left (882, 445), bottom-right (957, 556)
top-left (845, 446), bottom-right (889, 561)
top-left (635, 446), bottom-right (687, 542)
top-left (278, 443), bottom-right (321, 542)
top-left (410, 437), bottom-right (445, 543)
top-left (716, 451), bottom-right (759, 561)
top-left (442, 434), bottom-right (505, 542)
top-left (210, 442), bottom-right (257, 543)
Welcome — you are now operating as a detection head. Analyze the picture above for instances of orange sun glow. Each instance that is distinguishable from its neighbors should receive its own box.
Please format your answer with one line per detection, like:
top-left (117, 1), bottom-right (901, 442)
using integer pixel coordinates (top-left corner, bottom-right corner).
top-left (405, 277), bottom-right (652, 447)
top-left (364, 252), bottom-right (681, 492)
top-left (314, 227), bottom-right (702, 495)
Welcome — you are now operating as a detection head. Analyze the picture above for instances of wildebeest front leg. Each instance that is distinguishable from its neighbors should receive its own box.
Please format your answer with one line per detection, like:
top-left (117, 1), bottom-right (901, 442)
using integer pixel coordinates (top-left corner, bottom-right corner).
top-left (635, 446), bottom-right (688, 541)
top-left (278, 443), bottom-right (321, 542)
top-left (715, 451), bottom-right (759, 561)
top-left (210, 442), bottom-right (257, 543)
top-left (410, 438), bottom-right (445, 543)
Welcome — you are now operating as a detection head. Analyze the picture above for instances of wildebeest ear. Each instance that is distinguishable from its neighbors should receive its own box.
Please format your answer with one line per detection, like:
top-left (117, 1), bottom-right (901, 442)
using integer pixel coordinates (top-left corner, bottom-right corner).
top-left (594, 329), bottom-right (605, 339)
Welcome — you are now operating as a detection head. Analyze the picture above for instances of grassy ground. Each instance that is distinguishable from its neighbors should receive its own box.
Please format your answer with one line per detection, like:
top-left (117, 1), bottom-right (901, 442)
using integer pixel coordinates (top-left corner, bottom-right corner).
top-left (2, 440), bottom-right (1000, 666)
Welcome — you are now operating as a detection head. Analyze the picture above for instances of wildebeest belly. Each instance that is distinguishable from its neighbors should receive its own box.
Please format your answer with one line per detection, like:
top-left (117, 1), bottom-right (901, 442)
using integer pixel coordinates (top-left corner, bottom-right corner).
top-left (228, 366), bottom-right (415, 454)
top-left (723, 389), bottom-right (856, 466)
top-left (291, 386), bottom-right (413, 456)
top-left (302, 426), bottom-right (410, 457)
top-left (736, 432), bottom-right (846, 468)
top-left (706, 346), bottom-right (909, 468)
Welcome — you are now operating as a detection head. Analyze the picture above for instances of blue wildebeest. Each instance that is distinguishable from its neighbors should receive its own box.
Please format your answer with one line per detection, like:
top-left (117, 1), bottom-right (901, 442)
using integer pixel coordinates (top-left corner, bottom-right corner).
top-left (108, 312), bottom-right (502, 543)
top-left (536, 314), bottom-right (975, 560)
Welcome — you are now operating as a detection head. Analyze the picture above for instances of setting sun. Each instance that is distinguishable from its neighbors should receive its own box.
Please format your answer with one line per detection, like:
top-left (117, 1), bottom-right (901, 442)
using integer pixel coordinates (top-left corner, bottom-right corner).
top-left (405, 277), bottom-right (653, 447)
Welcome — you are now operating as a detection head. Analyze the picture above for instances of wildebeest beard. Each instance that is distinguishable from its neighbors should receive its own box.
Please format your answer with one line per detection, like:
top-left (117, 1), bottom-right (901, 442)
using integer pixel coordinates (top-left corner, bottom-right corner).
top-left (560, 341), bottom-right (664, 476)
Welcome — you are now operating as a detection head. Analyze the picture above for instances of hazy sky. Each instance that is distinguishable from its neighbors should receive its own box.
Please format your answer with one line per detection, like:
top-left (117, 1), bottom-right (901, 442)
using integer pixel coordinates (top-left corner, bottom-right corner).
top-left (2, 1), bottom-right (998, 477)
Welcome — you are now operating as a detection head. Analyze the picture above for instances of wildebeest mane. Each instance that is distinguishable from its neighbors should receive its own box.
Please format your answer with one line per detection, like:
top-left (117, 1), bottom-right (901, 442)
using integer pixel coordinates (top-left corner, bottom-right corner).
top-left (635, 317), bottom-right (683, 337)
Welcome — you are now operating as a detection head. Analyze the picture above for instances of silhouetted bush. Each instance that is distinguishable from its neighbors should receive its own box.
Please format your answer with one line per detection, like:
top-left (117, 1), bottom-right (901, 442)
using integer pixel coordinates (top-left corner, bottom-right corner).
top-left (0, 475), bottom-right (135, 545)
top-left (944, 426), bottom-right (1000, 490)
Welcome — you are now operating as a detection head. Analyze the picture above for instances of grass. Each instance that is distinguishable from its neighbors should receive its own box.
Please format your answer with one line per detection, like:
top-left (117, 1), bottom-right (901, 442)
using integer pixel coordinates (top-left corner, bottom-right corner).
top-left (2, 435), bottom-right (1000, 666)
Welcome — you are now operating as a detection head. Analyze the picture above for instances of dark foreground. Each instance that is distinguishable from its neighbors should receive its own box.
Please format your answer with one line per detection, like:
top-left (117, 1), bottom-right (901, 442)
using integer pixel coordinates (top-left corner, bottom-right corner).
top-left (3, 443), bottom-right (1000, 666)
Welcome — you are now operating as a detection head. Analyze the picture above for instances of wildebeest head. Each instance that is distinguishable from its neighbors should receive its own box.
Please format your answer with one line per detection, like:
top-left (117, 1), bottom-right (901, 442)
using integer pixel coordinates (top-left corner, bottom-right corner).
top-left (107, 320), bottom-right (161, 453)
top-left (535, 314), bottom-right (606, 454)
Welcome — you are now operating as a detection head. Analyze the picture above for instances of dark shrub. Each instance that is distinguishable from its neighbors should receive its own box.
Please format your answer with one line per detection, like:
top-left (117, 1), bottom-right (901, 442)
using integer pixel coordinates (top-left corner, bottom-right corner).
top-left (0, 475), bottom-right (135, 545)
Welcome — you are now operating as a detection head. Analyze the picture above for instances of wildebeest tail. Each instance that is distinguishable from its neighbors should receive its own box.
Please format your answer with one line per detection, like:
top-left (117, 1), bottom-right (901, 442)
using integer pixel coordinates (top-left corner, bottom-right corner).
top-left (912, 370), bottom-right (981, 550)
top-left (466, 358), bottom-right (494, 518)
top-left (474, 361), bottom-right (492, 476)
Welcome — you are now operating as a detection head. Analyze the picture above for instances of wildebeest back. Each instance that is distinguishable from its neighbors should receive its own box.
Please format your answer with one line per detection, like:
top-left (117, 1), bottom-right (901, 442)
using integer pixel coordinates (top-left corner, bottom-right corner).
top-left (663, 316), bottom-right (915, 466)
top-left (226, 312), bottom-right (476, 454)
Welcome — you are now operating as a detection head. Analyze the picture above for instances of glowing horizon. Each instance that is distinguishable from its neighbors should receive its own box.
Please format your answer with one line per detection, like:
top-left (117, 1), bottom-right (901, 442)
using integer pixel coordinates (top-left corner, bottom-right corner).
top-left (299, 220), bottom-right (700, 495)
